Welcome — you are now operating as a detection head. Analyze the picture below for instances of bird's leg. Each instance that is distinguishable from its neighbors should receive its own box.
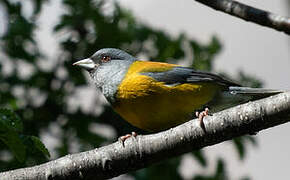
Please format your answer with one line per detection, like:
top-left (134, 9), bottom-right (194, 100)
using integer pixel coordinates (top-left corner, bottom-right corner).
top-left (119, 131), bottom-right (137, 147)
top-left (195, 107), bottom-right (209, 131)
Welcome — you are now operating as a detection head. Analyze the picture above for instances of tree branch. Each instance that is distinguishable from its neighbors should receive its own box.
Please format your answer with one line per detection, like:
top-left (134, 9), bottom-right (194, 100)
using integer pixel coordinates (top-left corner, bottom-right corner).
top-left (195, 0), bottom-right (290, 35)
top-left (1, 92), bottom-right (290, 180)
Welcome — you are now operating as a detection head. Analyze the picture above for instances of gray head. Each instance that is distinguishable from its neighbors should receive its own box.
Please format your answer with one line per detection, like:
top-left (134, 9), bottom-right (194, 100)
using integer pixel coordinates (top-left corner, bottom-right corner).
top-left (73, 48), bottom-right (136, 104)
top-left (73, 48), bottom-right (136, 71)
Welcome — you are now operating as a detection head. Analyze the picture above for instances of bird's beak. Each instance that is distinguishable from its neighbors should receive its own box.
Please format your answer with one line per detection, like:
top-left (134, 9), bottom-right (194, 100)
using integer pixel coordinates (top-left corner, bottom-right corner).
top-left (73, 58), bottom-right (96, 71)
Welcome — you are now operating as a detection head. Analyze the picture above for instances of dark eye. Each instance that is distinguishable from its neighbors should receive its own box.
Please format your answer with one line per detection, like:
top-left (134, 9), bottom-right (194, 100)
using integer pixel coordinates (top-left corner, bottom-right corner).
top-left (101, 56), bottom-right (111, 63)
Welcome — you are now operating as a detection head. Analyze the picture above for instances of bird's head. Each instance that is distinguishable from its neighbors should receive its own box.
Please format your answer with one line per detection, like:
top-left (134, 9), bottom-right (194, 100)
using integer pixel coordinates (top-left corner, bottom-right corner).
top-left (73, 48), bottom-right (135, 72)
top-left (73, 48), bottom-right (136, 102)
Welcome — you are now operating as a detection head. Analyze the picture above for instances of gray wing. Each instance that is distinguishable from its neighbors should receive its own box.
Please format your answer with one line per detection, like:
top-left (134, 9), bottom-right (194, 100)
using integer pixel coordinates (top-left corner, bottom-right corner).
top-left (141, 66), bottom-right (240, 88)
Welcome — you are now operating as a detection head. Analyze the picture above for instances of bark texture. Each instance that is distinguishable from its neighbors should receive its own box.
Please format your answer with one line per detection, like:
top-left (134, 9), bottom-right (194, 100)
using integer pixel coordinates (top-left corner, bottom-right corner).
top-left (195, 0), bottom-right (290, 35)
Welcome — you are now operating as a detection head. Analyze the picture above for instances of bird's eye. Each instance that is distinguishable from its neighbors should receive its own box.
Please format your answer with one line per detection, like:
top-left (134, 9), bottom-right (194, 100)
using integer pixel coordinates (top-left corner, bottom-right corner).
top-left (101, 56), bottom-right (111, 63)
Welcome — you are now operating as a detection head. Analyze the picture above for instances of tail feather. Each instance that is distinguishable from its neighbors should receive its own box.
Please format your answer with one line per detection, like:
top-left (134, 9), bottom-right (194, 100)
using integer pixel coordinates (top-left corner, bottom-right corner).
top-left (229, 87), bottom-right (283, 99)
top-left (208, 86), bottom-right (284, 113)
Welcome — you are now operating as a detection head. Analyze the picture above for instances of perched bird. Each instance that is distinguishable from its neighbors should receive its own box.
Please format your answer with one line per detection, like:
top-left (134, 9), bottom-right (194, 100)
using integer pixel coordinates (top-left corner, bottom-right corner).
top-left (74, 48), bottom-right (282, 133)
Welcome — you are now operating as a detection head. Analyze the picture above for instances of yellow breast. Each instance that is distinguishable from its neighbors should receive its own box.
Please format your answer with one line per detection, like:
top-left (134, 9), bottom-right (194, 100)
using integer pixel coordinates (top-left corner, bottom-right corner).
top-left (113, 61), bottom-right (219, 132)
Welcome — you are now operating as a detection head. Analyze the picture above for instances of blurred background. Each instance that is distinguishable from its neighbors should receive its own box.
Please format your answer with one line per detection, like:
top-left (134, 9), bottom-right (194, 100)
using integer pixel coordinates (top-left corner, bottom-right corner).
top-left (0, 0), bottom-right (289, 179)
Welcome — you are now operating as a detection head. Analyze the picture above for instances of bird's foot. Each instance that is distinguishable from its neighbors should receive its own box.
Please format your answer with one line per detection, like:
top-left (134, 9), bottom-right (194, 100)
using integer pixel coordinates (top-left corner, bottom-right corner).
top-left (119, 131), bottom-right (137, 147)
top-left (195, 107), bottom-right (209, 131)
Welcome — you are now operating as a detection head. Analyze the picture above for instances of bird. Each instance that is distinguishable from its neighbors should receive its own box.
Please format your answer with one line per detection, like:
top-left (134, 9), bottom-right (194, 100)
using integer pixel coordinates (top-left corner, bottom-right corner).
top-left (73, 48), bottom-right (282, 134)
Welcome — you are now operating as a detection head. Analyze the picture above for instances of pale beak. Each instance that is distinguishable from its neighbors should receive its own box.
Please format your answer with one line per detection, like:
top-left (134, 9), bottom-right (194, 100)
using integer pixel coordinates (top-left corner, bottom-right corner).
top-left (73, 58), bottom-right (96, 71)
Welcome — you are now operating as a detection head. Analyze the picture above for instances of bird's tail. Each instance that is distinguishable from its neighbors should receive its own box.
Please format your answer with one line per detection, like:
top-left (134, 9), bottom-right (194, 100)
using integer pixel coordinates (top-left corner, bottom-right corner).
top-left (208, 86), bottom-right (284, 113)
top-left (228, 86), bottom-right (284, 99)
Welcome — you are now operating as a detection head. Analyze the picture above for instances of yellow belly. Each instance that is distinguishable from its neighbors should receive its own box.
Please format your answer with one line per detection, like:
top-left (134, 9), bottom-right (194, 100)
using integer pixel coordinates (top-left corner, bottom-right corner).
top-left (113, 63), bottom-right (219, 131)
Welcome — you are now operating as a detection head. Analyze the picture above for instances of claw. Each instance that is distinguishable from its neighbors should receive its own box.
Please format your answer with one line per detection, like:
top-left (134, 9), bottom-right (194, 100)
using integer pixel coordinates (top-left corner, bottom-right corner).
top-left (119, 132), bottom-right (137, 147)
top-left (196, 108), bottom-right (209, 132)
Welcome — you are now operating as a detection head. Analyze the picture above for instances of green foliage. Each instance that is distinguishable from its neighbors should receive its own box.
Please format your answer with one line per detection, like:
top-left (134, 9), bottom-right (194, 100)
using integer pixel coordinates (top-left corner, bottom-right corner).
top-left (21, 135), bottom-right (50, 159)
top-left (132, 158), bottom-right (182, 180)
top-left (0, 109), bottom-right (23, 132)
top-left (0, 0), bottom-right (261, 179)
top-left (0, 109), bottom-right (49, 167)
top-left (232, 136), bottom-right (257, 160)
top-left (193, 159), bottom-right (228, 180)
top-left (192, 150), bottom-right (207, 167)
top-left (236, 71), bottom-right (263, 88)
top-left (191, 36), bottom-right (222, 71)
top-left (0, 109), bottom-right (25, 162)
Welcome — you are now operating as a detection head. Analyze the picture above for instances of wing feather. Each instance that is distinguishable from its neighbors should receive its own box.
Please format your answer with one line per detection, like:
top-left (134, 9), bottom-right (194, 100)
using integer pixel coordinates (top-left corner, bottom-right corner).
top-left (141, 66), bottom-right (240, 88)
